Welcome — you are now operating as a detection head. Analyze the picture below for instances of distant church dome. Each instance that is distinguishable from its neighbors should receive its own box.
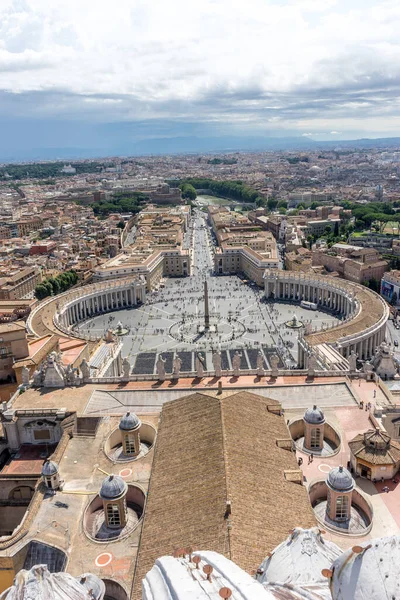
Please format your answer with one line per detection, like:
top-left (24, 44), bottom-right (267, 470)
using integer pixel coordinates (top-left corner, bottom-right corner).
top-left (119, 411), bottom-right (141, 431)
top-left (327, 466), bottom-right (354, 492)
top-left (99, 475), bottom-right (127, 500)
top-left (41, 460), bottom-right (58, 477)
top-left (304, 405), bottom-right (325, 425)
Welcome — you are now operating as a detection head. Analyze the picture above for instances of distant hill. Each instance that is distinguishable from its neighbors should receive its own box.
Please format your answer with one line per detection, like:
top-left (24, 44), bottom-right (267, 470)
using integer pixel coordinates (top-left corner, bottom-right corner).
top-left (2, 135), bottom-right (400, 162)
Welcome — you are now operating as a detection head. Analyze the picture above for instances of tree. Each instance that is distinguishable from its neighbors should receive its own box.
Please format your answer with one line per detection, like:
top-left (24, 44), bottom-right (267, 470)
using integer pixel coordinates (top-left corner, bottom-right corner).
top-left (116, 221), bottom-right (125, 229)
top-left (34, 284), bottom-right (49, 300)
top-left (179, 183), bottom-right (197, 200)
top-left (267, 198), bottom-right (278, 211)
top-left (334, 221), bottom-right (339, 236)
top-left (47, 278), bottom-right (60, 295)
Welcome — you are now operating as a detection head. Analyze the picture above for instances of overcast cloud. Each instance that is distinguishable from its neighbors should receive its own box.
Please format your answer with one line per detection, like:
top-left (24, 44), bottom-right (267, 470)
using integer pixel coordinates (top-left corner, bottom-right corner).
top-left (1, 0), bottom-right (400, 151)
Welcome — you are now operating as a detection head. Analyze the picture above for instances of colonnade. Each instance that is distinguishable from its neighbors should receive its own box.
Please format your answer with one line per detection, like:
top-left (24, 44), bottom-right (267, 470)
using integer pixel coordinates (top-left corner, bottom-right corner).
top-left (57, 279), bottom-right (146, 330)
top-left (264, 271), bottom-right (389, 366)
top-left (264, 275), bottom-right (353, 317)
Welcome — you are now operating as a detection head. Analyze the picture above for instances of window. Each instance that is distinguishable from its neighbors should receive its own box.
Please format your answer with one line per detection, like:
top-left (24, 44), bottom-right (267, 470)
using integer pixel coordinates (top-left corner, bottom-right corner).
top-left (107, 503), bottom-right (121, 526)
top-left (124, 433), bottom-right (136, 455)
top-left (34, 429), bottom-right (51, 441)
top-left (335, 495), bottom-right (349, 520)
top-left (310, 428), bottom-right (321, 448)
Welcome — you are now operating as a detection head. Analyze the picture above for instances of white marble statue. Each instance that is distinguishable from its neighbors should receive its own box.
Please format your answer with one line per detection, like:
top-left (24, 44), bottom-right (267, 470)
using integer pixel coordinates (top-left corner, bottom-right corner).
top-left (212, 350), bottom-right (222, 378)
top-left (65, 364), bottom-right (76, 385)
top-left (21, 366), bottom-right (30, 386)
top-left (80, 359), bottom-right (90, 380)
top-left (32, 367), bottom-right (43, 387)
top-left (156, 355), bottom-right (166, 381)
top-left (195, 352), bottom-right (205, 378)
top-left (348, 350), bottom-right (358, 372)
top-left (43, 352), bottom-right (67, 388)
top-left (307, 354), bottom-right (317, 377)
top-left (363, 361), bottom-right (374, 374)
top-left (122, 357), bottom-right (131, 378)
top-left (232, 351), bottom-right (242, 377)
top-left (172, 355), bottom-right (182, 379)
top-left (105, 329), bottom-right (115, 343)
top-left (256, 350), bottom-right (264, 377)
top-left (269, 354), bottom-right (279, 377)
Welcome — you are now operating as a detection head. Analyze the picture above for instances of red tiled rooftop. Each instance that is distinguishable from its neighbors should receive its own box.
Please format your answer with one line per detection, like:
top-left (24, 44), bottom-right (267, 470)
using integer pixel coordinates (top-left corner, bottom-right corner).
top-left (1, 444), bottom-right (57, 475)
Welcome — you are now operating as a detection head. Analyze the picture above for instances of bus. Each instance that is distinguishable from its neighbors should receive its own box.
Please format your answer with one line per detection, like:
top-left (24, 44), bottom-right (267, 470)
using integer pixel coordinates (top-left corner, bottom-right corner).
top-left (300, 300), bottom-right (318, 311)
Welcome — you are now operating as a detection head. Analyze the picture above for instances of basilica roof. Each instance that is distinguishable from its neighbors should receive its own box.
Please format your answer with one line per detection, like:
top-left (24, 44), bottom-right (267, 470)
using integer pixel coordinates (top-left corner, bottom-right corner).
top-left (133, 390), bottom-right (315, 599)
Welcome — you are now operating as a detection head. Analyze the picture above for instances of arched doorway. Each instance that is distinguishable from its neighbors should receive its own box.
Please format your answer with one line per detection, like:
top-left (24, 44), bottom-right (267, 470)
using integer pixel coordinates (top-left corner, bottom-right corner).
top-left (102, 578), bottom-right (129, 600)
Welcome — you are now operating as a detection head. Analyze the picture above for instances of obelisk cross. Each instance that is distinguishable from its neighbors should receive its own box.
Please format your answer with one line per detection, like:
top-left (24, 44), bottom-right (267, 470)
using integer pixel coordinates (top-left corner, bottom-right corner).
top-left (204, 279), bottom-right (210, 328)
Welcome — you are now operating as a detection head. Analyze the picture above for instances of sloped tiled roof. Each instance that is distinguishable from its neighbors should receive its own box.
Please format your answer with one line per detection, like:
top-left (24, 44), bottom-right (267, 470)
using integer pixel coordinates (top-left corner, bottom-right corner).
top-left (132, 391), bottom-right (315, 598)
top-left (349, 430), bottom-right (400, 465)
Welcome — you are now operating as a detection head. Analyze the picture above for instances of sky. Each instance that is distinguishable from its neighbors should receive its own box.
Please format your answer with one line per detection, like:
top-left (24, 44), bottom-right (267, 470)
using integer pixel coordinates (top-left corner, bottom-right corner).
top-left (1, 0), bottom-right (400, 158)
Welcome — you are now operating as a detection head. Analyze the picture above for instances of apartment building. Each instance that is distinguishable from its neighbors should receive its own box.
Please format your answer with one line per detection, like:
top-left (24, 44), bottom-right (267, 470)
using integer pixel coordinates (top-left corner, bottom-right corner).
top-left (312, 243), bottom-right (389, 285)
top-left (0, 267), bottom-right (42, 300)
top-left (0, 321), bottom-right (29, 382)
top-left (209, 207), bottom-right (279, 285)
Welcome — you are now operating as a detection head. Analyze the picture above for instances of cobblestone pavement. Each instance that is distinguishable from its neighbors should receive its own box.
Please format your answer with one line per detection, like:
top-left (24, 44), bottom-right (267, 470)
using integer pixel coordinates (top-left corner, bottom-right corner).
top-left (75, 210), bottom-right (340, 372)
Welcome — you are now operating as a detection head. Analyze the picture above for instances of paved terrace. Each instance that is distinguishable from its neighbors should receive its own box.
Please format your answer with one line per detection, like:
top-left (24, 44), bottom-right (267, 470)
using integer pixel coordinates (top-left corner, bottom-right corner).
top-left (12, 375), bottom-right (391, 417)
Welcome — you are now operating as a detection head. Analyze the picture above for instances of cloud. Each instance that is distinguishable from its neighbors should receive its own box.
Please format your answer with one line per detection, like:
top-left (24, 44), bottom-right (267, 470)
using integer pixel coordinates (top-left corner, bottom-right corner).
top-left (0, 0), bottom-right (400, 138)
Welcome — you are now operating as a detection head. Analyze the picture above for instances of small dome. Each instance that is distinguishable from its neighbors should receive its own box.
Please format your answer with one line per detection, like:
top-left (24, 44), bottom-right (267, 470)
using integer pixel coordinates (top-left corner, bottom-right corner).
top-left (41, 460), bottom-right (58, 477)
top-left (257, 527), bottom-right (342, 586)
top-left (119, 411), bottom-right (141, 431)
top-left (327, 466), bottom-right (354, 492)
top-left (1, 565), bottom-right (105, 600)
top-left (304, 405), bottom-right (325, 424)
top-left (99, 475), bottom-right (127, 500)
top-left (330, 535), bottom-right (400, 600)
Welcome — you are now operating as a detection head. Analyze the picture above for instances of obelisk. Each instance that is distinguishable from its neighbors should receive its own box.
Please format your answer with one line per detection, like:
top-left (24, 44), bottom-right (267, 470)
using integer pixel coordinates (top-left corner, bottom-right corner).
top-left (204, 280), bottom-right (210, 328)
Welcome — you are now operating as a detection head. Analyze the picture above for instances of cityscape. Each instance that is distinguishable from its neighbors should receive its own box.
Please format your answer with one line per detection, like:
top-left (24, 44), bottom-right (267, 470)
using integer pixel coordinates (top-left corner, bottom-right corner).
top-left (0, 1), bottom-right (400, 599)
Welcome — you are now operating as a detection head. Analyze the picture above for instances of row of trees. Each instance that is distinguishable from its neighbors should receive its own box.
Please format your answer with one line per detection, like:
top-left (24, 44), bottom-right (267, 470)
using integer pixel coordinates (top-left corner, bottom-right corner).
top-left (179, 183), bottom-right (197, 200)
top-left (207, 157), bottom-right (238, 165)
top-left (91, 192), bottom-right (147, 217)
top-left (180, 178), bottom-right (264, 205)
top-left (0, 162), bottom-right (103, 181)
top-left (35, 271), bottom-right (79, 300)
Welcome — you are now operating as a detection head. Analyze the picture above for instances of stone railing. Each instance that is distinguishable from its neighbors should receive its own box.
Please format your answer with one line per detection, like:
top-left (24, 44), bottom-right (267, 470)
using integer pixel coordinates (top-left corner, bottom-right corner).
top-left (85, 367), bottom-right (351, 384)
top-left (0, 482), bottom-right (45, 550)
